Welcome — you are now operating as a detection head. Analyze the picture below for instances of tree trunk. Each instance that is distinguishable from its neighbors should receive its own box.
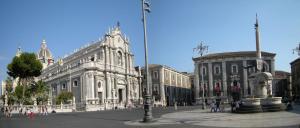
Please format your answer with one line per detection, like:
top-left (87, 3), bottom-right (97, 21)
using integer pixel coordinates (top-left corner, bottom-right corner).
top-left (21, 78), bottom-right (26, 104)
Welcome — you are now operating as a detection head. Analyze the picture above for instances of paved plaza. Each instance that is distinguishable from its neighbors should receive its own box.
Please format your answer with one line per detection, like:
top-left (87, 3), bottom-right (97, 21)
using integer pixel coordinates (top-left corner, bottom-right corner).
top-left (1, 105), bottom-right (300, 128)
top-left (127, 105), bottom-right (300, 128)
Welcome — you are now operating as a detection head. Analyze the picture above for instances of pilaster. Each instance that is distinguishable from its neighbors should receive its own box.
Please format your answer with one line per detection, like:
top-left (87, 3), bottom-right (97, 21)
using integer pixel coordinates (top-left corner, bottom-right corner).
top-left (222, 61), bottom-right (227, 96)
top-left (243, 60), bottom-right (248, 97)
top-left (208, 62), bottom-right (213, 97)
top-left (194, 62), bottom-right (200, 103)
top-left (106, 74), bottom-right (111, 100)
top-left (271, 59), bottom-right (275, 76)
top-left (159, 68), bottom-right (165, 105)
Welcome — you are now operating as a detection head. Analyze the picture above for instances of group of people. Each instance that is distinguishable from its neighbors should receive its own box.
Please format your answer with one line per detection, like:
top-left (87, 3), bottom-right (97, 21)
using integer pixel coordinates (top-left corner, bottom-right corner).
top-left (19, 107), bottom-right (35, 118)
top-left (231, 100), bottom-right (242, 112)
top-left (38, 105), bottom-right (49, 116)
top-left (3, 106), bottom-right (13, 118)
top-left (19, 105), bottom-right (49, 118)
top-left (210, 99), bottom-right (225, 112)
top-left (0, 105), bottom-right (50, 118)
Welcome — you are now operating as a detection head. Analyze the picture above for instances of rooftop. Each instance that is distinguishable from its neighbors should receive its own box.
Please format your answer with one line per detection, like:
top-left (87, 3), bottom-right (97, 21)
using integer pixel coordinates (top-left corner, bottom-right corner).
top-left (193, 51), bottom-right (276, 61)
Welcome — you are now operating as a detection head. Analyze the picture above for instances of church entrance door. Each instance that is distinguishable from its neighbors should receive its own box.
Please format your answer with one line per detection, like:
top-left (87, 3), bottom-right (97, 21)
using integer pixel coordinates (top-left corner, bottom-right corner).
top-left (118, 89), bottom-right (123, 103)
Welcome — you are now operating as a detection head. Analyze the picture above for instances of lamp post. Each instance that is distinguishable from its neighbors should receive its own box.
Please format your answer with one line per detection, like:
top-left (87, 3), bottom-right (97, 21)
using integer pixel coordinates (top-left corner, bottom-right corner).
top-left (194, 42), bottom-right (208, 109)
top-left (141, 0), bottom-right (152, 122)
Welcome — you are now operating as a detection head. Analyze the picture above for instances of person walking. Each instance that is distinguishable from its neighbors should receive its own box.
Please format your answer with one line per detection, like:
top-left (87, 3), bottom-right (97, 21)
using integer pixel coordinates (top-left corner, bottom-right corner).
top-left (41, 106), bottom-right (45, 116)
top-left (44, 105), bottom-right (48, 115)
top-left (5, 107), bottom-right (8, 118)
top-left (8, 106), bottom-right (12, 118)
top-left (216, 98), bottom-right (221, 112)
top-left (210, 101), bottom-right (216, 112)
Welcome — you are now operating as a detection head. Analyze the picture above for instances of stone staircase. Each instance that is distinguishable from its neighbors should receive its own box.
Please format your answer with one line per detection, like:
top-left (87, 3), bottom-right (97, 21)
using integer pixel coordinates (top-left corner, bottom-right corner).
top-left (236, 104), bottom-right (286, 113)
top-left (236, 105), bottom-right (263, 113)
top-left (261, 104), bottom-right (285, 112)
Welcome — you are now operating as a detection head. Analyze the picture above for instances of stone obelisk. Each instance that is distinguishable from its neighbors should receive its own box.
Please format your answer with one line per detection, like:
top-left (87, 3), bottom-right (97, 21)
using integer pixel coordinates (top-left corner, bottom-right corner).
top-left (255, 14), bottom-right (263, 72)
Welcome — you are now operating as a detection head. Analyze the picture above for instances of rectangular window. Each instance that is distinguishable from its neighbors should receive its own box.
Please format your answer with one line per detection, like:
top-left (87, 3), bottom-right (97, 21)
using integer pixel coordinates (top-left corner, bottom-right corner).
top-left (154, 71), bottom-right (158, 79)
top-left (232, 65), bottom-right (238, 74)
top-left (73, 80), bottom-right (78, 87)
top-left (202, 67), bottom-right (207, 76)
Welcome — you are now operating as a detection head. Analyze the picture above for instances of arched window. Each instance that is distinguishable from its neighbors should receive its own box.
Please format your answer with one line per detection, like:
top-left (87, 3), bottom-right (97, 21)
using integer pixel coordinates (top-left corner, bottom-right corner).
top-left (98, 81), bottom-right (102, 88)
top-left (73, 80), bottom-right (78, 87)
top-left (117, 51), bottom-right (122, 66)
top-left (214, 65), bottom-right (221, 75)
top-left (201, 66), bottom-right (207, 76)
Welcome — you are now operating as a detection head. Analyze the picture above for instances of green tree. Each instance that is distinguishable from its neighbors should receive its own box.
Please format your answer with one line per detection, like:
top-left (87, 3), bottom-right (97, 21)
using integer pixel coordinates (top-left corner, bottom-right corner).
top-left (56, 91), bottom-right (73, 104)
top-left (14, 85), bottom-right (33, 105)
top-left (7, 52), bottom-right (43, 104)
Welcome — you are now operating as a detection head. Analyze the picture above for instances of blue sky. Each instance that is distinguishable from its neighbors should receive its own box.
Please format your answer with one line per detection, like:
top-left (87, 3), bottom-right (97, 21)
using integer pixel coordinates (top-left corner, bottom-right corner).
top-left (0, 0), bottom-right (300, 83)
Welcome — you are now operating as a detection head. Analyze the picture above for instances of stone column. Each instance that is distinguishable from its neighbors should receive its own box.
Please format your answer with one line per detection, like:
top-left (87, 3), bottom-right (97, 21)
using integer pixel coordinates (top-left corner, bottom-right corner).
top-left (243, 60), bottom-right (248, 97)
top-left (68, 74), bottom-right (72, 92)
top-left (86, 73), bottom-right (91, 99)
top-left (194, 62), bottom-right (200, 103)
top-left (126, 78), bottom-right (130, 104)
top-left (159, 68), bottom-right (165, 106)
top-left (208, 62), bottom-right (213, 97)
top-left (109, 47), bottom-right (113, 70)
top-left (106, 75), bottom-right (111, 100)
top-left (222, 61), bottom-right (227, 96)
top-left (271, 59), bottom-right (275, 76)
top-left (80, 76), bottom-right (84, 102)
top-left (91, 73), bottom-right (95, 99)
top-left (175, 73), bottom-right (178, 101)
top-left (94, 77), bottom-right (99, 100)
top-left (105, 46), bottom-right (109, 66)
top-left (125, 53), bottom-right (129, 73)
top-left (57, 82), bottom-right (61, 96)
top-left (94, 53), bottom-right (97, 61)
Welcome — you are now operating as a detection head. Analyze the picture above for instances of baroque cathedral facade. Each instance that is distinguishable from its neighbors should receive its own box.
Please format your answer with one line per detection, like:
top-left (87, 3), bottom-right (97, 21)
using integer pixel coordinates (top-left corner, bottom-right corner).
top-left (39, 25), bottom-right (142, 109)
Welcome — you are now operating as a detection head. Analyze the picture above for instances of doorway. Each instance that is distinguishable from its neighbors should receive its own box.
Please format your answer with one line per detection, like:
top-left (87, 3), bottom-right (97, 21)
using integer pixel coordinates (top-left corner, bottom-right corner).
top-left (118, 89), bottom-right (123, 103)
top-left (98, 92), bottom-right (102, 104)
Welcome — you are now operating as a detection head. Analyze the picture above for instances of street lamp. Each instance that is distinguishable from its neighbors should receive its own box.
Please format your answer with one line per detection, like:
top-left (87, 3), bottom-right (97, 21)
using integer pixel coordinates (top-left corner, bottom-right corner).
top-left (141, 0), bottom-right (152, 122)
top-left (194, 42), bottom-right (208, 109)
top-left (293, 42), bottom-right (300, 57)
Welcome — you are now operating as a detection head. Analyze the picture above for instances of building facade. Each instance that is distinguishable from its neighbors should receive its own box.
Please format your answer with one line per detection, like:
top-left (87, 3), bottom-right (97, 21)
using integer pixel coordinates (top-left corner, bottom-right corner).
top-left (189, 73), bottom-right (195, 103)
top-left (291, 58), bottom-right (300, 100)
top-left (272, 71), bottom-right (291, 98)
top-left (141, 64), bottom-right (192, 106)
top-left (192, 51), bottom-right (275, 104)
top-left (40, 25), bottom-right (142, 109)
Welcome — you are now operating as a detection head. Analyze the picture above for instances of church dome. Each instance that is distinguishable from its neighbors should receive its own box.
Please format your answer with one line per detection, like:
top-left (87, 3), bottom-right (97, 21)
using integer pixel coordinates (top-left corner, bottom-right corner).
top-left (38, 40), bottom-right (53, 59)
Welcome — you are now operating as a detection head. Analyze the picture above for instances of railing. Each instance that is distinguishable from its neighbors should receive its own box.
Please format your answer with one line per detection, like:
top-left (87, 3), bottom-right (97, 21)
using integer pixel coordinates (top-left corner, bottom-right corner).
top-left (1, 101), bottom-right (144, 114)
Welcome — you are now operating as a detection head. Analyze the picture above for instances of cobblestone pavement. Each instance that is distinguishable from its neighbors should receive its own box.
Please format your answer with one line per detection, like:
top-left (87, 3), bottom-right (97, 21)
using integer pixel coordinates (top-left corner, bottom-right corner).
top-left (126, 105), bottom-right (300, 128)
